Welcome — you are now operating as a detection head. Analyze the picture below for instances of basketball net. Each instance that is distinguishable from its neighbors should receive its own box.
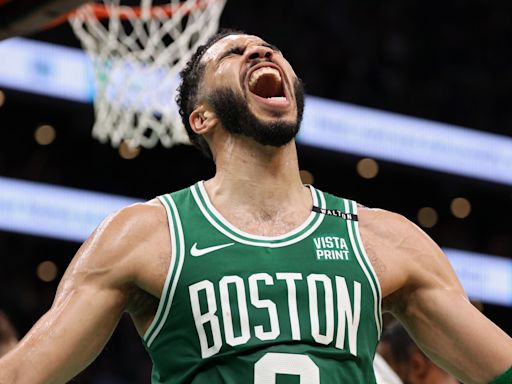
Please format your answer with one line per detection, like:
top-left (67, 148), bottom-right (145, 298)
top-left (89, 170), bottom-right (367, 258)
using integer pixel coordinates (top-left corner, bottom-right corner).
top-left (69, 0), bottom-right (226, 148)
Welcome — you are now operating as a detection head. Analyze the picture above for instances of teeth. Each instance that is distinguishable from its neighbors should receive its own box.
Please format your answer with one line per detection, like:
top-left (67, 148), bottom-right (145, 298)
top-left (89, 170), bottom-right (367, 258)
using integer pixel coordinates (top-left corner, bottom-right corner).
top-left (267, 96), bottom-right (287, 101)
top-left (249, 67), bottom-right (282, 90)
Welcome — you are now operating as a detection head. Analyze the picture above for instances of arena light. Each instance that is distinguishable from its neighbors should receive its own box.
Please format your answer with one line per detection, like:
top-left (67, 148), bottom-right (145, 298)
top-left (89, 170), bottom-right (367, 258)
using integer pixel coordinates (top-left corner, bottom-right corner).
top-left (0, 38), bottom-right (512, 186)
top-left (37, 260), bottom-right (59, 282)
top-left (417, 207), bottom-right (438, 228)
top-left (356, 158), bottom-right (379, 179)
top-left (444, 248), bottom-right (512, 307)
top-left (0, 175), bottom-right (510, 306)
top-left (298, 96), bottom-right (512, 186)
top-left (34, 124), bottom-right (57, 145)
top-left (450, 197), bottom-right (471, 219)
top-left (0, 176), bottom-right (139, 242)
top-left (0, 37), bottom-right (94, 102)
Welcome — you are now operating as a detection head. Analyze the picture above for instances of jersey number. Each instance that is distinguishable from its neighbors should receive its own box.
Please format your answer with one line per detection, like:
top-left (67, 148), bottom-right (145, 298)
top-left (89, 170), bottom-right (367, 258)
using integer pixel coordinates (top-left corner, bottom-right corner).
top-left (254, 352), bottom-right (320, 383)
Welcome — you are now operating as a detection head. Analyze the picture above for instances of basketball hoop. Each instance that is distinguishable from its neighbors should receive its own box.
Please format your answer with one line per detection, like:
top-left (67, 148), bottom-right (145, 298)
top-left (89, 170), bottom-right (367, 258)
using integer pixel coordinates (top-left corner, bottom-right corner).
top-left (69, 0), bottom-right (226, 149)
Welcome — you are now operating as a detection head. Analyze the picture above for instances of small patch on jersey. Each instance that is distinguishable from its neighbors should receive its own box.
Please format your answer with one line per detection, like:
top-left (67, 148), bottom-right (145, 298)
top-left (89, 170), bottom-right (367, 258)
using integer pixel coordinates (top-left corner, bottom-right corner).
top-left (312, 206), bottom-right (358, 221)
top-left (313, 235), bottom-right (350, 261)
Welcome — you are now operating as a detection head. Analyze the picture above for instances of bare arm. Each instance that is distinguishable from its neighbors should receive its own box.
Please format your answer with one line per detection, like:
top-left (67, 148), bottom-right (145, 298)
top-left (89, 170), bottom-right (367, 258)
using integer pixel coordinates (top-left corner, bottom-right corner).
top-left (360, 209), bottom-right (512, 384)
top-left (0, 201), bottom-right (167, 384)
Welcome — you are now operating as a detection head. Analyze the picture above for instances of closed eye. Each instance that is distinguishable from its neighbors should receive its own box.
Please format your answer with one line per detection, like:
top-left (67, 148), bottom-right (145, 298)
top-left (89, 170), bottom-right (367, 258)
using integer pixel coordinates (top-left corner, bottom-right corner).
top-left (229, 46), bottom-right (245, 55)
top-left (218, 46), bottom-right (246, 62)
top-left (217, 43), bottom-right (281, 63)
top-left (262, 43), bottom-right (280, 53)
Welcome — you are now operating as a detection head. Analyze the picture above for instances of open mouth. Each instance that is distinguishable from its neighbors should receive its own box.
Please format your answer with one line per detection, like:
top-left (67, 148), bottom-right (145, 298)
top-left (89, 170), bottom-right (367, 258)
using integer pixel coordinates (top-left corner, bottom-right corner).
top-left (247, 65), bottom-right (289, 106)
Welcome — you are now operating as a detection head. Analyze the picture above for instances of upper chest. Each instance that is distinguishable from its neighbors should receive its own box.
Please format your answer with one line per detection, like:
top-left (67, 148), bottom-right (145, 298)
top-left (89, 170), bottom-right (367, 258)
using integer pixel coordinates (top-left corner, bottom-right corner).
top-left (135, 191), bottom-right (403, 305)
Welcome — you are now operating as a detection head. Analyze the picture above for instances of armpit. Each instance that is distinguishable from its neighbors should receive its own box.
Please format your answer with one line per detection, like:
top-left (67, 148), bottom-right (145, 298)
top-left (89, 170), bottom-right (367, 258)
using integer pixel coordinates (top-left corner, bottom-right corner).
top-left (126, 287), bottom-right (158, 317)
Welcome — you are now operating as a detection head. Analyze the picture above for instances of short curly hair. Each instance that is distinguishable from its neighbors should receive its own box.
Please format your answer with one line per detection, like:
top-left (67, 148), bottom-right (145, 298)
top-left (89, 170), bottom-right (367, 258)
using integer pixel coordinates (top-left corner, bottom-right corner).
top-left (176, 29), bottom-right (246, 158)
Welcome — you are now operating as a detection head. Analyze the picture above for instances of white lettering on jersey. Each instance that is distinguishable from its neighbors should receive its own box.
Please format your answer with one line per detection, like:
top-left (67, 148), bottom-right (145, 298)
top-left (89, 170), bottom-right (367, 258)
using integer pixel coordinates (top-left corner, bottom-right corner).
top-left (249, 273), bottom-right (280, 341)
top-left (335, 276), bottom-right (361, 356)
top-left (313, 236), bottom-right (348, 250)
top-left (189, 280), bottom-right (222, 358)
top-left (307, 274), bottom-right (335, 345)
top-left (188, 273), bottom-right (362, 359)
top-left (219, 275), bottom-right (251, 347)
top-left (314, 236), bottom-right (350, 261)
top-left (275, 272), bottom-right (303, 340)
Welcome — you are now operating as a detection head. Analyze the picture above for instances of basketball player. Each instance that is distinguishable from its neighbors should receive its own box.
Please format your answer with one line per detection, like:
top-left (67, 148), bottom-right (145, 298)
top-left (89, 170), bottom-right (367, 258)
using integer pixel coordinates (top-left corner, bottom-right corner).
top-left (0, 30), bottom-right (511, 383)
top-left (378, 321), bottom-right (459, 384)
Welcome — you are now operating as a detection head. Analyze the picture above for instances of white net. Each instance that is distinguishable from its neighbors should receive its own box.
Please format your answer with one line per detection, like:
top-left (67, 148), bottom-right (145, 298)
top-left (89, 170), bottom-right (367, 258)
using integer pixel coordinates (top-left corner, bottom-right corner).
top-left (69, 0), bottom-right (226, 148)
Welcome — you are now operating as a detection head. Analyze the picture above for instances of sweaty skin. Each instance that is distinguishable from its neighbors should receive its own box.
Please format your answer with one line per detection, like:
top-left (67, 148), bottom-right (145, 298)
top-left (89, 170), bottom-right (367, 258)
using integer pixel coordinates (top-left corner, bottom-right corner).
top-left (0, 35), bottom-right (511, 384)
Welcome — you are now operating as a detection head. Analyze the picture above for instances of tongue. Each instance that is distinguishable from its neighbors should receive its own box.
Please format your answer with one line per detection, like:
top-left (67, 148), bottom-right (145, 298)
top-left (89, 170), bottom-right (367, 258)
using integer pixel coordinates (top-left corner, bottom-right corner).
top-left (251, 73), bottom-right (282, 98)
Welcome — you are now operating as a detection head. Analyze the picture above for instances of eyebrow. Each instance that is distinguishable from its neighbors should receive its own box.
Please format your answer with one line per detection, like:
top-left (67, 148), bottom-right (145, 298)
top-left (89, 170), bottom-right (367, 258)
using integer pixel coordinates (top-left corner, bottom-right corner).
top-left (262, 42), bottom-right (280, 52)
top-left (216, 42), bottom-right (281, 63)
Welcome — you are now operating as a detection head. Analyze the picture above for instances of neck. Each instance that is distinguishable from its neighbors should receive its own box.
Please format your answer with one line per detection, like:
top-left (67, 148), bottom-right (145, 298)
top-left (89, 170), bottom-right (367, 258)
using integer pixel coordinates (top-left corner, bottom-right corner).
top-left (205, 135), bottom-right (310, 219)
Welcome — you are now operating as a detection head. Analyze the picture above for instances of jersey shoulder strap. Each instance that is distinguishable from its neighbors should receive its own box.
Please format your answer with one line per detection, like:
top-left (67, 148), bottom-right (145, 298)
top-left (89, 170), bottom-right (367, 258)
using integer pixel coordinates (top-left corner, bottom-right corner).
top-left (319, 191), bottom-right (383, 337)
top-left (143, 188), bottom-right (189, 347)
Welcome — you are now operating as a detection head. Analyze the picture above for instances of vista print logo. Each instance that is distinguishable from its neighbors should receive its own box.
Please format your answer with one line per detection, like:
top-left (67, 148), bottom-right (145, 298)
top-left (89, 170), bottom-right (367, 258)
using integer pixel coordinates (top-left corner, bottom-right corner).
top-left (313, 236), bottom-right (350, 261)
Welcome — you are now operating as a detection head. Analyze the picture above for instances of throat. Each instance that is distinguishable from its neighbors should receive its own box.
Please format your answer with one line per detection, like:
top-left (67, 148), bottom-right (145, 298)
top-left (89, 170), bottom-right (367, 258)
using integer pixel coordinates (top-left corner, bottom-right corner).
top-left (203, 179), bottom-right (313, 237)
top-left (225, 205), bottom-right (312, 237)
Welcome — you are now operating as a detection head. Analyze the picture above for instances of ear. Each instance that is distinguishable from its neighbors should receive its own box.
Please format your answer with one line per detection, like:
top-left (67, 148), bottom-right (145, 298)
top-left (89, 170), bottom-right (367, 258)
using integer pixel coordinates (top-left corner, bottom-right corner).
top-left (189, 104), bottom-right (218, 135)
top-left (409, 350), bottom-right (430, 380)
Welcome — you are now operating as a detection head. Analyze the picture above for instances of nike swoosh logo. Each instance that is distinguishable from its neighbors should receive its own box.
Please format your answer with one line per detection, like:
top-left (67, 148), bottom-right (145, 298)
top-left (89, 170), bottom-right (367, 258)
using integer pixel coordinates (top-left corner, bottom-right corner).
top-left (190, 242), bottom-right (235, 257)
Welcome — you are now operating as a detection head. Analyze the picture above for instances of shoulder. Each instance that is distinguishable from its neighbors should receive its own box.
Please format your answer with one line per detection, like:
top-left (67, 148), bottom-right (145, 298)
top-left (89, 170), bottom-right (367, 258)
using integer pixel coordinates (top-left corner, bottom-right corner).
top-left (357, 206), bottom-right (438, 254)
top-left (356, 207), bottom-right (463, 310)
top-left (65, 199), bottom-right (169, 288)
top-left (357, 206), bottom-right (410, 234)
top-left (357, 206), bottom-right (440, 262)
top-left (105, 198), bottom-right (166, 228)
top-left (87, 198), bottom-right (167, 256)
top-left (98, 198), bottom-right (167, 241)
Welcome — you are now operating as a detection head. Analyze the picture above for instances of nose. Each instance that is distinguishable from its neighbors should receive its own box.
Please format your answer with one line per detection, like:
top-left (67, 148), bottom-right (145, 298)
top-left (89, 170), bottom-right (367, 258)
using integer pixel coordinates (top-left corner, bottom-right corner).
top-left (245, 45), bottom-right (273, 62)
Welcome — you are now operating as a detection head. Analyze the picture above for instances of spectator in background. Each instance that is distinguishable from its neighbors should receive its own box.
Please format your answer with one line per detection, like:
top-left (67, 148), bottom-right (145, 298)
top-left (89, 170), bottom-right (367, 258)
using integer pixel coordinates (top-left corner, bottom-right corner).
top-left (374, 350), bottom-right (404, 384)
top-left (0, 310), bottom-right (18, 358)
top-left (378, 321), bottom-right (459, 384)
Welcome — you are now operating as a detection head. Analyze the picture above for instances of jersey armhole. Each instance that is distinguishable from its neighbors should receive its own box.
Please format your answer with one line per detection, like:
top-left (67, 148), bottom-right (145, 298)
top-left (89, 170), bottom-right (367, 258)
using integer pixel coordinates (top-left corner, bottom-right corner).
top-left (143, 194), bottom-right (186, 349)
top-left (343, 199), bottom-right (383, 338)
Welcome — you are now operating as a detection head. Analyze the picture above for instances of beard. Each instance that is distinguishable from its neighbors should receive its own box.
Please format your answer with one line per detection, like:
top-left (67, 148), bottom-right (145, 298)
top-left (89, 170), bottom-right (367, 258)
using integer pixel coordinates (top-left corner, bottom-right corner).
top-left (207, 77), bottom-right (305, 147)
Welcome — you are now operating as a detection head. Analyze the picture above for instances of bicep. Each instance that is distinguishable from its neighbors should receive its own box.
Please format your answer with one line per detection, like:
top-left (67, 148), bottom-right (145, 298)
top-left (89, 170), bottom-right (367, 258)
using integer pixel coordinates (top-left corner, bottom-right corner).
top-left (395, 283), bottom-right (511, 383)
top-left (389, 222), bottom-right (512, 384)
top-left (0, 215), bottom-right (134, 383)
top-left (6, 280), bottom-right (127, 384)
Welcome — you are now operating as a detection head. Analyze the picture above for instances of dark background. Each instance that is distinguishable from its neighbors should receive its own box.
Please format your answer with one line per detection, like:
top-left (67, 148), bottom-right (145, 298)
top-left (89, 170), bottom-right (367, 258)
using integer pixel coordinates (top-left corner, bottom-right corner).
top-left (0, 0), bottom-right (511, 382)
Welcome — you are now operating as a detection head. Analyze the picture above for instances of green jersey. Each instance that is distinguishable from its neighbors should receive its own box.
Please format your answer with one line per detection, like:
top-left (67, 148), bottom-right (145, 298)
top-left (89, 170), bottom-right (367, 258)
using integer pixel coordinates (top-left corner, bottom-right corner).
top-left (143, 181), bottom-right (382, 383)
